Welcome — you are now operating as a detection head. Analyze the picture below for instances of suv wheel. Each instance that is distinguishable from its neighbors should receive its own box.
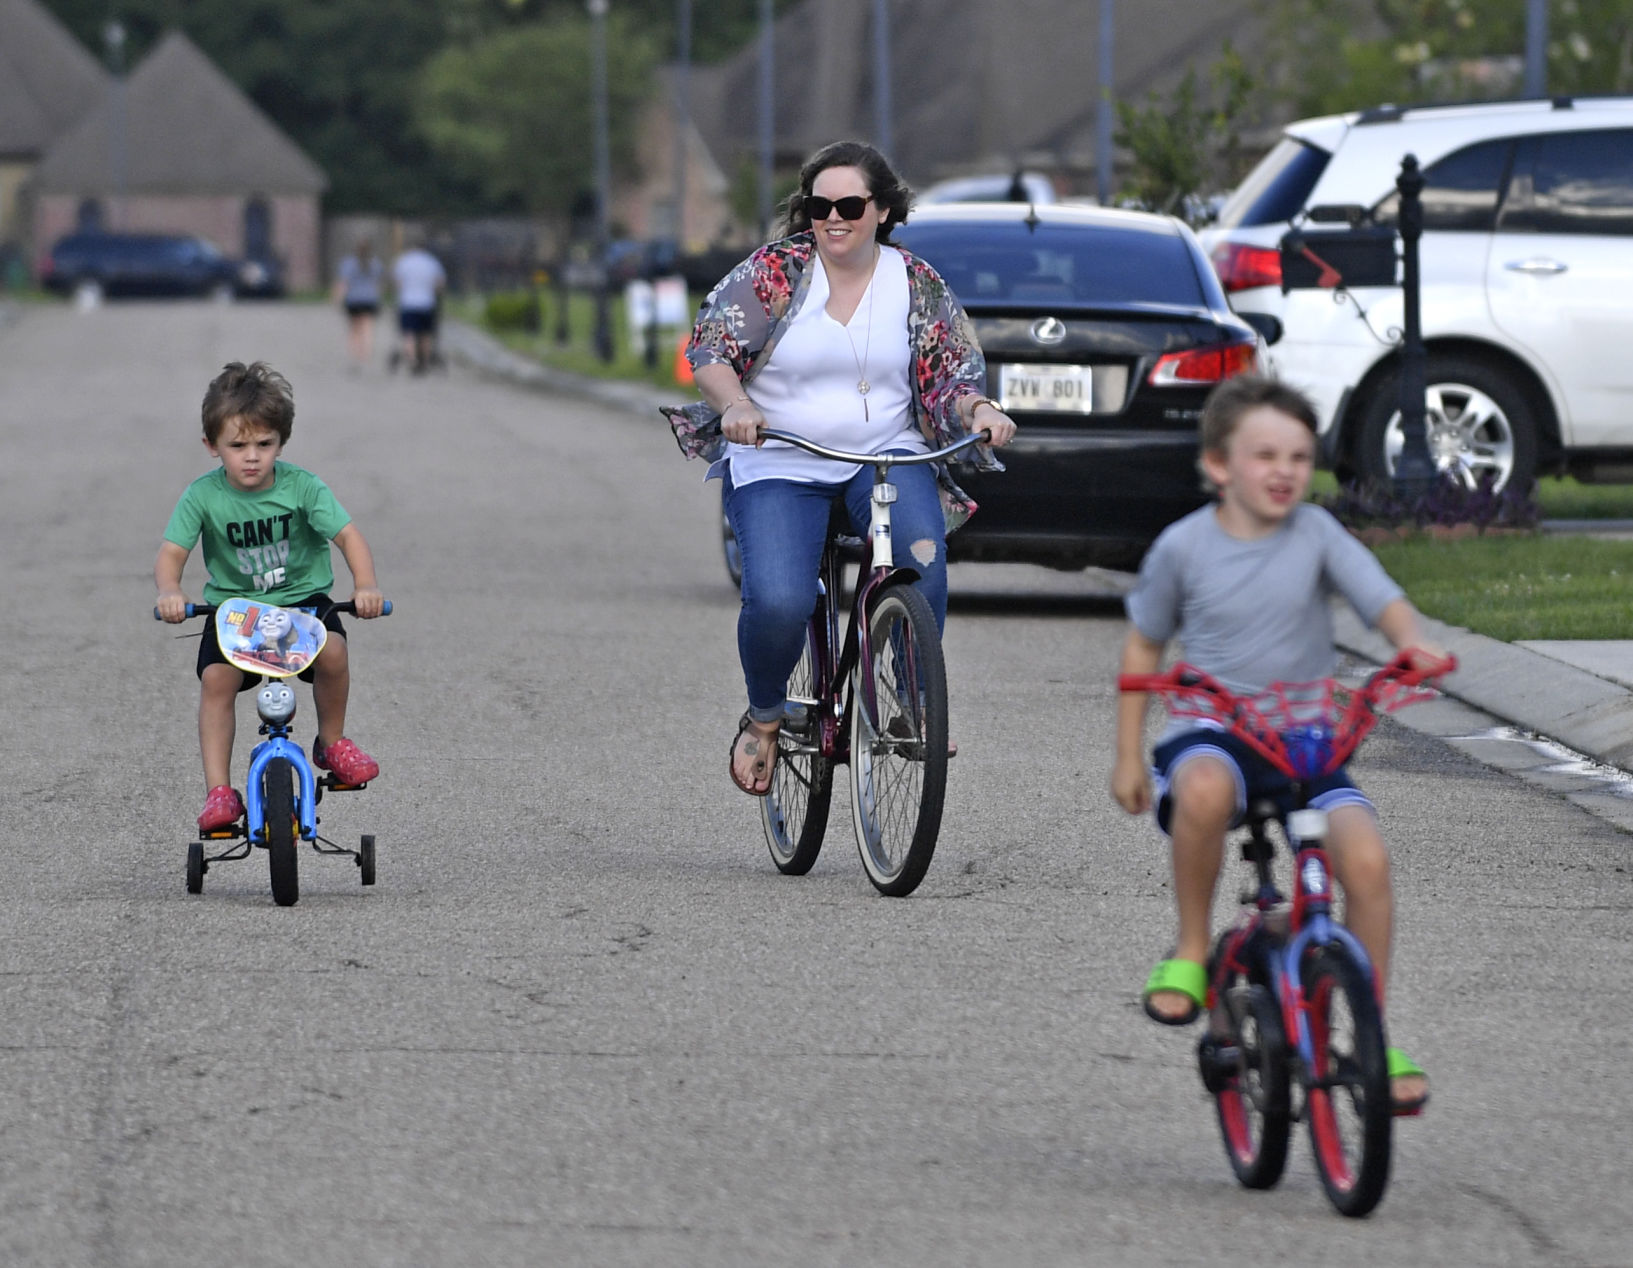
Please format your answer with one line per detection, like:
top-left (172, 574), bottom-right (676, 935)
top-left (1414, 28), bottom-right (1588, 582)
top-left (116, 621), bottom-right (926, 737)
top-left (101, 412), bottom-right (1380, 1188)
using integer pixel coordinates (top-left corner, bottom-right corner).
top-left (1356, 355), bottom-right (1537, 492)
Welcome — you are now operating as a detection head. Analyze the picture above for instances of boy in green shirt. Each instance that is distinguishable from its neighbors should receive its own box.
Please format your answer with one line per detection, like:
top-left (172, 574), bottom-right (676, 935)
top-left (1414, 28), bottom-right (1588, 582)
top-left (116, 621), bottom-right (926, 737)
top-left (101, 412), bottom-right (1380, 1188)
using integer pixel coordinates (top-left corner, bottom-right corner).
top-left (155, 361), bottom-right (385, 831)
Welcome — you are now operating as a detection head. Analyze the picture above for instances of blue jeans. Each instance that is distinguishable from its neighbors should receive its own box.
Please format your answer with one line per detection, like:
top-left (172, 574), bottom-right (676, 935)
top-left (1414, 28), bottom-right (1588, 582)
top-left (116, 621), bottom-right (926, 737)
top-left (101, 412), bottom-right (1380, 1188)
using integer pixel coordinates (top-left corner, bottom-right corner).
top-left (723, 458), bottom-right (947, 724)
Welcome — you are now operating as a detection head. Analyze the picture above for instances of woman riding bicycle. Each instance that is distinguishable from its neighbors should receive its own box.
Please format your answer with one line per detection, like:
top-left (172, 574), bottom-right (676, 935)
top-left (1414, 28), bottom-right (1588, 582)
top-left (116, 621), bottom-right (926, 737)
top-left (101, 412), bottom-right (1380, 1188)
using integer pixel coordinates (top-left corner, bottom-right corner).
top-left (665, 140), bottom-right (1016, 796)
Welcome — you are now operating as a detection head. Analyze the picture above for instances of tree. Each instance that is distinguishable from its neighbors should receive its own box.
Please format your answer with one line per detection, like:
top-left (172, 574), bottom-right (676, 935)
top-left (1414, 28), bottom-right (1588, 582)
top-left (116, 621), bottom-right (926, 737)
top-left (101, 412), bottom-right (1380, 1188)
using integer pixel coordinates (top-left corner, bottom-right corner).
top-left (1115, 45), bottom-right (1256, 220)
top-left (414, 16), bottom-right (658, 220)
top-left (1257, 0), bottom-right (1633, 117)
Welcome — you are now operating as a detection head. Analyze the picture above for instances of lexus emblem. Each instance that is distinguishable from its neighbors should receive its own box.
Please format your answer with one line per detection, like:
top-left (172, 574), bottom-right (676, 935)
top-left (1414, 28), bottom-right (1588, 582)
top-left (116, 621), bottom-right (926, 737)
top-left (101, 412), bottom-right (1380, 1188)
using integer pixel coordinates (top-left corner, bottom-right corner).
top-left (1030, 316), bottom-right (1067, 345)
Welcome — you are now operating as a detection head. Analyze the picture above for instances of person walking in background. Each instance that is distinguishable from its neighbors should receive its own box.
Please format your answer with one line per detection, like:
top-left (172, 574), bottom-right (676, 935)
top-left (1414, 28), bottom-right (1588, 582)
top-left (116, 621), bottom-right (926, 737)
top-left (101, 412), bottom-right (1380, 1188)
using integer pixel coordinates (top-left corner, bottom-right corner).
top-left (390, 238), bottom-right (446, 374)
top-left (333, 238), bottom-right (384, 371)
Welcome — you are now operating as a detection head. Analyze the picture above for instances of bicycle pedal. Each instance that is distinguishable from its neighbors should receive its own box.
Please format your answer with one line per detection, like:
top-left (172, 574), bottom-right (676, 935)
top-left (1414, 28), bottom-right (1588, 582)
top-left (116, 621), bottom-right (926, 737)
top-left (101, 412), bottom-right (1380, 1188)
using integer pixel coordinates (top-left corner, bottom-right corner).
top-left (322, 776), bottom-right (368, 792)
top-left (200, 826), bottom-right (243, 841)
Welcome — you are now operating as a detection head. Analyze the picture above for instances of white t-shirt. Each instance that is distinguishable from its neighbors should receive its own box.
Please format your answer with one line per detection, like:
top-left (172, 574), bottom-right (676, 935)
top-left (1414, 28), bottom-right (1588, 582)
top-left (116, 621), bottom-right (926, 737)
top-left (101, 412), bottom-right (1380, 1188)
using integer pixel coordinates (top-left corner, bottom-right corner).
top-left (729, 247), bottom-right (924, 487)
top-left (392, 249), bottom-right (445, 312)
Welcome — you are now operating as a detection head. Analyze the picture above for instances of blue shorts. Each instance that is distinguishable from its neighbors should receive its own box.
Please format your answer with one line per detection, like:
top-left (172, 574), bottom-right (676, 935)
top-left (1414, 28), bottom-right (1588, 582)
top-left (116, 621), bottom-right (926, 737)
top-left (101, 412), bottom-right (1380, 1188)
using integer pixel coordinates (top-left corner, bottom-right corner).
top-left (1151, 725), bottom-right (1374, 836)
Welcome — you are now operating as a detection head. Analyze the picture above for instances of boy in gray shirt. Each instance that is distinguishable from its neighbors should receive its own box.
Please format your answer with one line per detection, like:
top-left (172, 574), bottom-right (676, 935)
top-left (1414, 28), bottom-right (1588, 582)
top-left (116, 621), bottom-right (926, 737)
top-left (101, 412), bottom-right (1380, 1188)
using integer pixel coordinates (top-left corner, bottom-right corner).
top-left (1112, 375), bottom-right (1440, 1114)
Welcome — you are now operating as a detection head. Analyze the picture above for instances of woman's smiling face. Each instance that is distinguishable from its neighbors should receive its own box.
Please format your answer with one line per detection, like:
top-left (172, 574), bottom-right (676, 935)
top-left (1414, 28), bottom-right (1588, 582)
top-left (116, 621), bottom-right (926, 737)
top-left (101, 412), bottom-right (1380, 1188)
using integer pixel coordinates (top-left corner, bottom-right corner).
top-left (808, 165), bottom-right (886, 270)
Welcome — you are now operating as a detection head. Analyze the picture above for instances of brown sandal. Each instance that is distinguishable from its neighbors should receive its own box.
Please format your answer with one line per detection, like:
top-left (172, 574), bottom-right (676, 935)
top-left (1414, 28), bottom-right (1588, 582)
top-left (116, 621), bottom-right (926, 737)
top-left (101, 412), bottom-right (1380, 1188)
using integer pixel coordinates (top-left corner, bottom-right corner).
top-left (729, 712), bottom-right (780, 796)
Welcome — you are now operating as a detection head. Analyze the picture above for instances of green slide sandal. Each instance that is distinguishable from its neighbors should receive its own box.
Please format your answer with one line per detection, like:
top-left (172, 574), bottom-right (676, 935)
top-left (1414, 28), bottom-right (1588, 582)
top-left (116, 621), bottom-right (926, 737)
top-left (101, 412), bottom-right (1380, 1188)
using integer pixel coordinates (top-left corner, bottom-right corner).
top-left (1142, 958), bottom-right (1207, 1026)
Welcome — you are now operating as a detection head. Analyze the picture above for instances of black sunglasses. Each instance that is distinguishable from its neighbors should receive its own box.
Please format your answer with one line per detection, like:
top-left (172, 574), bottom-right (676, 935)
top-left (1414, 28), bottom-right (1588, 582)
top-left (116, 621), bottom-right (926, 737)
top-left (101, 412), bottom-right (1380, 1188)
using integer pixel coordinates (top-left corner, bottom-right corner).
top-left (803, 194), bottom-right (874, 221)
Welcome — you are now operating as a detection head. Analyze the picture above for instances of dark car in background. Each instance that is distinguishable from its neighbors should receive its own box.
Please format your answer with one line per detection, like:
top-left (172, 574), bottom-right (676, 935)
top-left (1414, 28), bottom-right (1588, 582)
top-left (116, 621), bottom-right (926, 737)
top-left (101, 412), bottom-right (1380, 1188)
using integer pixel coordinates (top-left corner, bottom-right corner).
top-left (716, 203), bottom-right (1267, 582)
top-left (902, 203), bottom-right (1265, 571)
top-left (41, 232), bottom-right (273, 303)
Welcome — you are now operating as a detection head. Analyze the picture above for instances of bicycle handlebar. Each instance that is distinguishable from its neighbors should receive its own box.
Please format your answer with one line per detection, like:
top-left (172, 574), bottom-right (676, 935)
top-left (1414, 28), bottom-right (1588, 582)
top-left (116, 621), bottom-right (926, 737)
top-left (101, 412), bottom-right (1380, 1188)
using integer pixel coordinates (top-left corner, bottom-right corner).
top-left (154, 599), bottom-right (393, 621)
top-left (1119, 650), bottom-right (1457, 779)
top-left (756, 427), bottom-right (992, 466)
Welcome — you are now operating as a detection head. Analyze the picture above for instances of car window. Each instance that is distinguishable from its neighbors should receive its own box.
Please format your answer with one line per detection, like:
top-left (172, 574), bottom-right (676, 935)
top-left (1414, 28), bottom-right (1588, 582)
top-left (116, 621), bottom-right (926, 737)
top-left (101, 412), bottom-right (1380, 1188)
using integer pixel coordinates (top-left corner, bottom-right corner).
top-left (1500, 129), bottom-right (1633, 235)
top-left (1212, 137), bottom-right (1330, 229)
top-left (1371, 137), bottom-right (1513, 231)
top-left (898, 223), bottom-right (1208, 306)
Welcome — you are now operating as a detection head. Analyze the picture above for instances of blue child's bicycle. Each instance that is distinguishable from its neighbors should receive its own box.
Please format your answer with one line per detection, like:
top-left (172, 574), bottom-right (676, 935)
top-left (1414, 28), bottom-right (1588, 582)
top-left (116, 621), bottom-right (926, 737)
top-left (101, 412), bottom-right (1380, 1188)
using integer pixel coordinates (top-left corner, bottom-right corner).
top-left (155, 597), bottom-right (391, 907)
top-left (1120, 650), bottom-right (1455, 1217)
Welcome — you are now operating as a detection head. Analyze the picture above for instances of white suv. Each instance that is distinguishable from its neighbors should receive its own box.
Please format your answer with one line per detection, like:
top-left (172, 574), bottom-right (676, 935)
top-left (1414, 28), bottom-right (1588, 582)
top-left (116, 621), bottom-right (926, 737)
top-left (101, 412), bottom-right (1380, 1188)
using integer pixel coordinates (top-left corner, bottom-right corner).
top-left (1199, 97), bottom-right (1633, 490)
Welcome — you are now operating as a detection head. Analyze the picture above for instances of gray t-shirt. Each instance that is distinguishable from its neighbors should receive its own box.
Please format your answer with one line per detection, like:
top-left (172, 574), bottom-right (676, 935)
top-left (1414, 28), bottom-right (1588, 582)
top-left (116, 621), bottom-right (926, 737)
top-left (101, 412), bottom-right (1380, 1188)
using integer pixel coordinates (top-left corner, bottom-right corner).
top-left (1126, 503), bottom-right (1403, 701)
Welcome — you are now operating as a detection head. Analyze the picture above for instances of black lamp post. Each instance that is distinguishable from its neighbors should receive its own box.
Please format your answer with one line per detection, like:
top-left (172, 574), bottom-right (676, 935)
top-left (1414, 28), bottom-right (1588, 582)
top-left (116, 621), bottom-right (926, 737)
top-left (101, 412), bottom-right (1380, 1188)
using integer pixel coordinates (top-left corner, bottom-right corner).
top-left (1393, 153), bottom-right (1437, 500)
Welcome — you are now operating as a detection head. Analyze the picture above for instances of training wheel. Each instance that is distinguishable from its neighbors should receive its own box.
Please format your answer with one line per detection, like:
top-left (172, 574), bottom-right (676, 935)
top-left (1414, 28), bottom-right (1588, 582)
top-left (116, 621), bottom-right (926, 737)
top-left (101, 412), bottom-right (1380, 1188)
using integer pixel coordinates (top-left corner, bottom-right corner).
top-left (186, 841), bottom-right (205, 894)
top-left (358, 834), bottom-right (376, 886)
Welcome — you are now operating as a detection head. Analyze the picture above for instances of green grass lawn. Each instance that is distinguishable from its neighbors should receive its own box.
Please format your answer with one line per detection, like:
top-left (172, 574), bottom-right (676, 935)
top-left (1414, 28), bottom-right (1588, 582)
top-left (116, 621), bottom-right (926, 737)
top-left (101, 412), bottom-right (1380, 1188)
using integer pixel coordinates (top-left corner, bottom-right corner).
top-left (1371, 533), bottom-right (1633, 641)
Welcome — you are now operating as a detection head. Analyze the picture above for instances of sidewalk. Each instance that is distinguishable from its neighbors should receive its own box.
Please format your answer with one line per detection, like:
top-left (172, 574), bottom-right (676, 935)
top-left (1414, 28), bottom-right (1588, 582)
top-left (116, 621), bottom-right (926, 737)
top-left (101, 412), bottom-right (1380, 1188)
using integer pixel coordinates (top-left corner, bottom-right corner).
top-left (446, 319), bottom-right (1633, 779)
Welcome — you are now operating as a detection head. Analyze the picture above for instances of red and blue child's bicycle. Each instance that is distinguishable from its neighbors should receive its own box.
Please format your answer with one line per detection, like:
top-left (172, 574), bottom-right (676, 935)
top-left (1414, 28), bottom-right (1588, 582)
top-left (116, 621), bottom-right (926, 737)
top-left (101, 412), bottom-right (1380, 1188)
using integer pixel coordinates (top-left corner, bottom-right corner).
top-left (1120, 650), bottom-right (1455, 1217)
top-left (156, 597), bottom-right (391, 907)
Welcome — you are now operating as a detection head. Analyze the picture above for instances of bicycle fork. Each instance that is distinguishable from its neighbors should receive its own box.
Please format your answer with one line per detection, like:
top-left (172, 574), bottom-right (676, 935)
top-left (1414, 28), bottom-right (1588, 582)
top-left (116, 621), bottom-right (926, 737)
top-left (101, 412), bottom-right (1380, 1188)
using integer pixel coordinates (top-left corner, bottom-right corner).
top-left (1278, 807), bottom-right (1377, 1082)
top-left (244, 730), bottom-right (319, 843)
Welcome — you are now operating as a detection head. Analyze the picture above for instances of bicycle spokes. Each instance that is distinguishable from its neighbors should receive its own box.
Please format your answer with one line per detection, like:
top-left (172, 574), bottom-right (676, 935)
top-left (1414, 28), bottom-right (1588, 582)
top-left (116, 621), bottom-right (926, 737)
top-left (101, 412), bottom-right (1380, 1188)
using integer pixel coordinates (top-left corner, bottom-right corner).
top-left (850, 585), bottom-right (947, 897)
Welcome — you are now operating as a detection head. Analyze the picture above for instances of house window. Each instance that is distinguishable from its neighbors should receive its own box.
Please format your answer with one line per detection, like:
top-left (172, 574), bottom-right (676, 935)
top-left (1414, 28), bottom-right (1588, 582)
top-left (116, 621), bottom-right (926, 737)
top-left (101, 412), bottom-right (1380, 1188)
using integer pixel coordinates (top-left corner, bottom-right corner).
top-left (76, 199), bottom-right (104, 232)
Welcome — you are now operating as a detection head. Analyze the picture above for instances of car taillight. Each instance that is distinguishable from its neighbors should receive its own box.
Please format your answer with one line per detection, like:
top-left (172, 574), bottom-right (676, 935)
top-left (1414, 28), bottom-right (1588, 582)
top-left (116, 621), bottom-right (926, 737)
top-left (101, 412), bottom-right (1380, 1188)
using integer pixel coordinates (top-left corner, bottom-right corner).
top-left (1210, 241), bottom-right (1282, 293)
top-left (1148, 341), bottom-right (1259, 387)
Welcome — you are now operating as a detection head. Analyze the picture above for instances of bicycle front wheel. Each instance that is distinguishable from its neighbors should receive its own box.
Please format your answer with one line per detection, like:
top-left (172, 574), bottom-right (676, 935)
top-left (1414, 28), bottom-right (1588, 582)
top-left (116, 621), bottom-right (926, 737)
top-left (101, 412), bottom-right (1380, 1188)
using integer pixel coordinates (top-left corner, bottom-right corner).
top-left (763, 624), bottom-right (834, 874)
top-left (1304, 946), bottom-right (1392, 1217)
top-left (848, 583), bottom-right (948, 897)
top-left (1210, 978), bottom-right (1291, 1190)
top-left (262, 757), bottom-right (300, 908)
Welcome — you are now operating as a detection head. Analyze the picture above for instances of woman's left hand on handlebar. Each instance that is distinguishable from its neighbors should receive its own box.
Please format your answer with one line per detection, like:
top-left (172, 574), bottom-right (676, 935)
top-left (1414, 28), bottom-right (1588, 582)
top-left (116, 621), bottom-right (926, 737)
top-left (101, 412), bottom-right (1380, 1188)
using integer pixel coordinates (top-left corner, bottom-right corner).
top-left (350, 587), bottom-right (385, 619)
top-left (972, 399), bottom-right (1017, 447)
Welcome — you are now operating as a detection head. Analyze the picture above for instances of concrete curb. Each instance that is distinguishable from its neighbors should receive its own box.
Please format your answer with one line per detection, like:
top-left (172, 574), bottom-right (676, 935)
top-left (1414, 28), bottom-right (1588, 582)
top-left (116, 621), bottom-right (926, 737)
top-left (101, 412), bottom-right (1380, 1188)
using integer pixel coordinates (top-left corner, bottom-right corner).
top-left (441, 320), bottom-right (676, 421)
top-left (1332, 606), bottom-right (1633, 772)
top-left (446, 317), bottom-right (1633, 776)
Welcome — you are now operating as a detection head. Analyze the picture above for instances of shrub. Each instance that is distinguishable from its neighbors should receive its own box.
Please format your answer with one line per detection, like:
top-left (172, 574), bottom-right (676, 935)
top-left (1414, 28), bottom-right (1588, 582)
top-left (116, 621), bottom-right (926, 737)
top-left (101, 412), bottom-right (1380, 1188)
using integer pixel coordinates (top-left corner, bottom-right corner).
top-left (484, 290), bottom-right (540, 332)
top-left (1319, 473), bottom-right (1540, 538)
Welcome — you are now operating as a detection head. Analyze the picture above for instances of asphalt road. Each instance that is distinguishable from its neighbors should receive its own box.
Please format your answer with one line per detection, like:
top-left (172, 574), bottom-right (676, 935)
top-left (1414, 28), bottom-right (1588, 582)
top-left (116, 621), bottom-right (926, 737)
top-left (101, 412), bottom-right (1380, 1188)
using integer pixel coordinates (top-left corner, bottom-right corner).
top-left (2, 302), bottom-right (1630, 1267)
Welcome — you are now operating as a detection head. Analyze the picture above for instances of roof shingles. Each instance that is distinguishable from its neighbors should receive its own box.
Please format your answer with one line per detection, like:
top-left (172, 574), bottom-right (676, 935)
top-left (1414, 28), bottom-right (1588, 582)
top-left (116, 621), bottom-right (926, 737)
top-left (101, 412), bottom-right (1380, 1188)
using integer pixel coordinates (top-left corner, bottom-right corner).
top-left (32, 30), bottom-right (325, 195)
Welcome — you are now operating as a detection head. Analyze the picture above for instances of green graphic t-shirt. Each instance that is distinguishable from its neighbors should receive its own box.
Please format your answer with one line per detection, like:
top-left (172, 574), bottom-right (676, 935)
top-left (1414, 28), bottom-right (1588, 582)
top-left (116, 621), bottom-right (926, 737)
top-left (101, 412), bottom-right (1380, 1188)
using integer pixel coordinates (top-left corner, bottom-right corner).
top-left (162, 462), bottom-right (352, 605)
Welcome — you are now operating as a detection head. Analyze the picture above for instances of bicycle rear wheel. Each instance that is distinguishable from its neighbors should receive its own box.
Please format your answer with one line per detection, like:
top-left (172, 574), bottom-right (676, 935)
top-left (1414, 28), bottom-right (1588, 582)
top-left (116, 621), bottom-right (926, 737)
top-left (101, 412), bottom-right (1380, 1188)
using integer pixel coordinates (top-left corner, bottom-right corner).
top-left (1304, 946), bottom-right (1392, 1217)
top-left (848, 582), bottom-right (947, 897)
top-left (763, 624), bottom-right (834, 874)
top-left (1207, 977), bottom-right (1291, 1190)
top-left (263, 757), bottom-right (300, 908)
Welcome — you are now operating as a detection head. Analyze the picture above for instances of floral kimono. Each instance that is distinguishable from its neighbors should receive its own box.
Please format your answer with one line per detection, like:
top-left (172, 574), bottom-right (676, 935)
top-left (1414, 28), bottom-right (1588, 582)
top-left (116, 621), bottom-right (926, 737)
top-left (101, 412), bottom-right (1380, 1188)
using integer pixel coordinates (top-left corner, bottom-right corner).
top-left (660, 231), bottom-right (1001, 531)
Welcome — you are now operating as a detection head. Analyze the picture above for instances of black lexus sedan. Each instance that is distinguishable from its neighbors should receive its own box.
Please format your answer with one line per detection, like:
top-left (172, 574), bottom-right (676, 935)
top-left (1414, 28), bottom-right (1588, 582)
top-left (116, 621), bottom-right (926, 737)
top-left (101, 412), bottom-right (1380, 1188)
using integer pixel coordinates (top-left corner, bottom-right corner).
top-left (895, 202), bottom-right (1269, 571)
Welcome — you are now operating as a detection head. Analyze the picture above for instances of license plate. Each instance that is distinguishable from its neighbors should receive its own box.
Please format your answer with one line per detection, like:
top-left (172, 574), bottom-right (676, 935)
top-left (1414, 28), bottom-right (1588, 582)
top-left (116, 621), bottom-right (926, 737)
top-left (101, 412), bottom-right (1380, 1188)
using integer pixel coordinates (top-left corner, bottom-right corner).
top-left (999, 363), bottom-right (1093, 413)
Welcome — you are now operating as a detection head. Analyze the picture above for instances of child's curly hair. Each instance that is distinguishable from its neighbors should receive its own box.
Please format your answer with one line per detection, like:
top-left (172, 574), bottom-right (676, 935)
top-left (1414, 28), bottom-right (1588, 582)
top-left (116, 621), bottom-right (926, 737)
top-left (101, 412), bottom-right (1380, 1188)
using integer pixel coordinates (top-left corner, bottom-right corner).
top-left (202, 361), bottom-right (294, 444)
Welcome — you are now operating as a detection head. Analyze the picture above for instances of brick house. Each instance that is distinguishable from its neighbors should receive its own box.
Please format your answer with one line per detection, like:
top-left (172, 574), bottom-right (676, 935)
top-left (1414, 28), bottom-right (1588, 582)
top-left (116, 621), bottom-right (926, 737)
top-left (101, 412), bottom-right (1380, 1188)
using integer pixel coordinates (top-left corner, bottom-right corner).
top-left (28, 29), bottom-right (327, 290)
